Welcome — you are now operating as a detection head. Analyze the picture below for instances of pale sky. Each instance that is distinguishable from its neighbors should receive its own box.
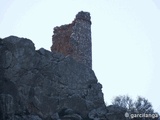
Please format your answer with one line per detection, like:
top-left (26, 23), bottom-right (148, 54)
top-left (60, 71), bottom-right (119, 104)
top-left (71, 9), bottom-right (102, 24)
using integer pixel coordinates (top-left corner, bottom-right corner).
top-left (0, 0), bottom-right (160, 114)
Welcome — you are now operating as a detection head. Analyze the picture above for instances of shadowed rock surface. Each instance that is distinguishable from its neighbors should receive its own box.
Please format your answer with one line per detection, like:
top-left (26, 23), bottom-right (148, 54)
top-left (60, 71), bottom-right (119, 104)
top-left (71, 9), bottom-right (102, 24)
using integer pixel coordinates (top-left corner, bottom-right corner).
top-left (0, 36), bottom-right (107, 120)
top-left (0, 11), bottom-right (143, 120)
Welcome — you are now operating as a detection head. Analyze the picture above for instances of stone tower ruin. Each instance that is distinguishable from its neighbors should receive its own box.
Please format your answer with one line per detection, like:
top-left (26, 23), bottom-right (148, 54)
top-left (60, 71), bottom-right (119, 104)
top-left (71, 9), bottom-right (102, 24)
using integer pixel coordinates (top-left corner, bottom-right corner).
top-left (51, 11), bottom-right (92, 68)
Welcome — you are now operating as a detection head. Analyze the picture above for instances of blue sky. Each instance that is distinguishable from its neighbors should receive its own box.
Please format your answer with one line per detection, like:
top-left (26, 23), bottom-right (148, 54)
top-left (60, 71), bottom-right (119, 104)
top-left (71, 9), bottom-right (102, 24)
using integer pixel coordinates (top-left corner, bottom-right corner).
top-left (0, 0), bottom-right (160, 113)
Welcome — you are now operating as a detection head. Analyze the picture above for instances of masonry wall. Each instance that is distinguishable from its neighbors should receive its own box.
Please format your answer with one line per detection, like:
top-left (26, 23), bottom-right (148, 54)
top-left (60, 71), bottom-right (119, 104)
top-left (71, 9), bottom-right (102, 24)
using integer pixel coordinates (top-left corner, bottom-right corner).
top-left (51, 11), bottom-right (92, 68)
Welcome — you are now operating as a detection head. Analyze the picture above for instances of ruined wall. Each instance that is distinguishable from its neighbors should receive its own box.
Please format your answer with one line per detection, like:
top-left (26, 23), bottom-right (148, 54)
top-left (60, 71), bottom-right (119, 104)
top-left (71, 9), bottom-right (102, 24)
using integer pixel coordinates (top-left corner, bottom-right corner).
top-left (51, 11), bottom-right (92, 68)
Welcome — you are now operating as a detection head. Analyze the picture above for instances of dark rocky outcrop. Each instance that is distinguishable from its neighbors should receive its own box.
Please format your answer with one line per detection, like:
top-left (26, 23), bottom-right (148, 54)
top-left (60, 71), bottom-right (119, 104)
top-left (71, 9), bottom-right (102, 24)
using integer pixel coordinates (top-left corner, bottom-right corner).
top-left (106, 105), bottom-right (126, 120)
top-left (0, 36), bottom-right (107, 120)
top-left (0, 11), bottom-right (140, 120)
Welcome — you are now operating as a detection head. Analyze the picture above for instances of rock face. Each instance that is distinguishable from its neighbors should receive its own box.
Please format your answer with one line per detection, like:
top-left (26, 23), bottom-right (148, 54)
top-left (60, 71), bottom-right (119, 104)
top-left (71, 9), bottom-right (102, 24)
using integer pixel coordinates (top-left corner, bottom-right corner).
top-left (106, 105), bottom-right (126, 120)
top-left (0, 36), bottom-right (107, 120)
top-left (51, 11), bottom-right (92, 68)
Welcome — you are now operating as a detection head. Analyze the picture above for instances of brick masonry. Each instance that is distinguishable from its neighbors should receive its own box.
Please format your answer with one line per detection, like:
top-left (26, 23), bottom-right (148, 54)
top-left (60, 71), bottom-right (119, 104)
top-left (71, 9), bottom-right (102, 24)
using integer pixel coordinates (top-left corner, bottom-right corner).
top-left (51, 11), bottom-right (92, 68)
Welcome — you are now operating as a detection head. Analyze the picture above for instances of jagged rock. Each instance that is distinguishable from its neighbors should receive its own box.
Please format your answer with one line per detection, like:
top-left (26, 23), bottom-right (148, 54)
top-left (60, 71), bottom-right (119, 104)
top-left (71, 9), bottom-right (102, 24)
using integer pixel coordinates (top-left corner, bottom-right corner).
top-left (0, 94), bottom-right (14, 120)
top-left (50, 113), bottom-right (60, 120)
top-left (88, 106), bottom-right (107, 120)
top-left (106, 105), bottom-right (127, 120)
top-left (0, 36), bottom-right (107, 120)
top-left (62, 114), bottom-right (82, 120)
top-left (0, 11), bottom-right (108, 120)
top-left (14, 115), bottom-right (42, 120)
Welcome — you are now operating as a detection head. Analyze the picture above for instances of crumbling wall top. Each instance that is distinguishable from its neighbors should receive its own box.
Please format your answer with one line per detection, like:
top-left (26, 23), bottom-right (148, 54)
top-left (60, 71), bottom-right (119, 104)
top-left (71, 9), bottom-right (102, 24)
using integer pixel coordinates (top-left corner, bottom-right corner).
top-left (75, 11), bottom-right (91, 24)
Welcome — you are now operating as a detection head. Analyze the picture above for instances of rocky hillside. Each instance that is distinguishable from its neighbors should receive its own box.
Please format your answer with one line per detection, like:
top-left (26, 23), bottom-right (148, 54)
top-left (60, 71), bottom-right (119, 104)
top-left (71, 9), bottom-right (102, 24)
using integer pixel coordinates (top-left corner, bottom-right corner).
top-left (0, 36), bottom-right (107, 120)
top-left (0, 11), bottom-right (139, 120)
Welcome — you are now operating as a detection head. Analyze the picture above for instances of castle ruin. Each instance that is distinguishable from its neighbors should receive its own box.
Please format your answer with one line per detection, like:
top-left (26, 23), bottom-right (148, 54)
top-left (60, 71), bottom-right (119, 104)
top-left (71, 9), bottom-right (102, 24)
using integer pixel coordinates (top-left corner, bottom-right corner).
top-left (51, 11), bottom-right (92, 68)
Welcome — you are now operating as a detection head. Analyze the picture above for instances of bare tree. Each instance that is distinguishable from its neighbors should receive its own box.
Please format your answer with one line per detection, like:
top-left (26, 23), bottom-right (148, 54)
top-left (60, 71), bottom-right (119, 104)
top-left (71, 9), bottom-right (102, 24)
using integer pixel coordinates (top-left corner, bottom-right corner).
top-left (112, 95), bottom-right (134, 110)
top-left (111, 95), bottom-right (159, 120)
top-left (134, 96), bottom-right (154, 114)
top-left (112, 95), bottom-right (156, 113)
